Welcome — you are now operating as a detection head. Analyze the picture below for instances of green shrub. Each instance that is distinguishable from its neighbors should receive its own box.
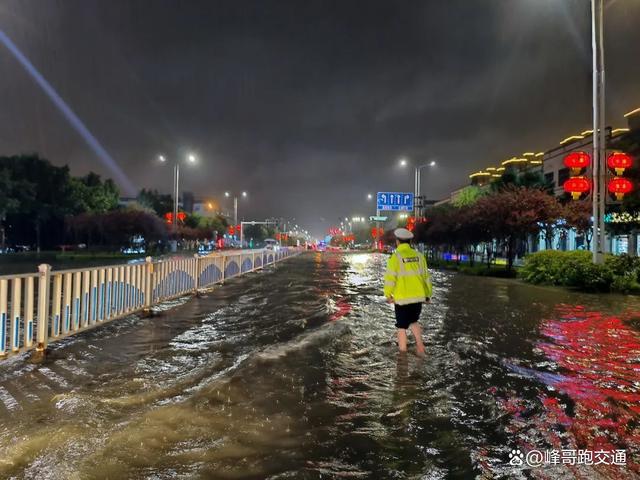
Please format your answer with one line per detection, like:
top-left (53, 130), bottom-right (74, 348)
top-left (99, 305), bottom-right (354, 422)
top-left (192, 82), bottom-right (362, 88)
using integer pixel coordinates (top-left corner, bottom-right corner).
top-left (611, 275), bottom-right (640, 294)
top-left (519, 250), bottom-right (581, 285)
top-left (521, 250), bottom-right (616, 292)
top-left (605, 254), bottom-right (640, 282)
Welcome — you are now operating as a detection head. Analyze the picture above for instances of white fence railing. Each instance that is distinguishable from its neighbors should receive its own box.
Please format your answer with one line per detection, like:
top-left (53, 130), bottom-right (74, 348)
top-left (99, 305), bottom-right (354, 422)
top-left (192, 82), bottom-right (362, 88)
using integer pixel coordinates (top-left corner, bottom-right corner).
top-left (0, 247), bottom-right (299, 360)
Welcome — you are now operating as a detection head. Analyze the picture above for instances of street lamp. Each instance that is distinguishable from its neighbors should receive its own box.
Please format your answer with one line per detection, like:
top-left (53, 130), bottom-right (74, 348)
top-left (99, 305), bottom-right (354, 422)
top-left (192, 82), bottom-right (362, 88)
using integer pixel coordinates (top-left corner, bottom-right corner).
top-left (158, 152), bottom-right (197, 233)
top-left (224, 191), bottom-right (248, 227)
top-left (591, 0), bottom-right (606, 263)
top-left (399, 157), bottom-right (437, 218)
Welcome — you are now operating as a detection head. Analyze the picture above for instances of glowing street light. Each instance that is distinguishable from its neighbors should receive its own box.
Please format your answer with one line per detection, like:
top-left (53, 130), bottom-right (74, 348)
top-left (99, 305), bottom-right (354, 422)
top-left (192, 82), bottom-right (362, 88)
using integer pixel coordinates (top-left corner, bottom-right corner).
top-left (399, 157), bottom-right (437, 217)
top-left (224, 191), bottom-right (248, 227)
top-left (157, 152), bottom-right (198, 236)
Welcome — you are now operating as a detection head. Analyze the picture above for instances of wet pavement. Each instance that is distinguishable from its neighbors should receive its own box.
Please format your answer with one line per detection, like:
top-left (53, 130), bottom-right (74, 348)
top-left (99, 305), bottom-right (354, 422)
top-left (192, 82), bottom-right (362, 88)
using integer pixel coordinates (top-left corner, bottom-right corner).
top-left (0, 252), bottom-right (639, 479)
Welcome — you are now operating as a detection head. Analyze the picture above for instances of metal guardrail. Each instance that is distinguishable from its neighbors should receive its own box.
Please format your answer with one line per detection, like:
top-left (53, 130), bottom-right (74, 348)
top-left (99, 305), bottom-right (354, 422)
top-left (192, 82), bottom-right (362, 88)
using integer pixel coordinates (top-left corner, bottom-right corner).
top-left (0, 247), bottom-right (299, 360)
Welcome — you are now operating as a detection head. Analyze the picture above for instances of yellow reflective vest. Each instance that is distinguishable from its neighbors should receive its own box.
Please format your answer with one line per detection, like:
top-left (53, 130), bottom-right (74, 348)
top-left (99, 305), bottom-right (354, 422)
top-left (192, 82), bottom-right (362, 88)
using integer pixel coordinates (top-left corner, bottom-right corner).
top-left (383, 243), bottom-right (432, 305)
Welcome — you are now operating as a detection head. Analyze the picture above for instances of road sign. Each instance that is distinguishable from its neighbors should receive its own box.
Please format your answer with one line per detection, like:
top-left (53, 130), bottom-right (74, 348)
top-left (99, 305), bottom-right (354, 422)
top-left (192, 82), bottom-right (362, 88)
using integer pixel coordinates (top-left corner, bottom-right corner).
top-left (377, 192), bottom-right (414, 211)
top-left (369, 216), bottom-right (388, 222)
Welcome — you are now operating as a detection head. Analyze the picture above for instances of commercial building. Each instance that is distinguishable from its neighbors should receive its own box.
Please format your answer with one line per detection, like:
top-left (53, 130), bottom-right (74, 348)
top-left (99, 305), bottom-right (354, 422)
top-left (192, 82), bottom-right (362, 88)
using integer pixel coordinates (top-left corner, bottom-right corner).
top-left (436, 105), bottom-right (640, 255)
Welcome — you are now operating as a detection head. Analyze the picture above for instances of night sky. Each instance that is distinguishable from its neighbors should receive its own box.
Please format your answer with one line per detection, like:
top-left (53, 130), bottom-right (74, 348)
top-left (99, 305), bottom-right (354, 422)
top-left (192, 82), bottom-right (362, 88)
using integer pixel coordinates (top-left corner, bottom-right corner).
top-left (1, 0), bottom-right (639, 238)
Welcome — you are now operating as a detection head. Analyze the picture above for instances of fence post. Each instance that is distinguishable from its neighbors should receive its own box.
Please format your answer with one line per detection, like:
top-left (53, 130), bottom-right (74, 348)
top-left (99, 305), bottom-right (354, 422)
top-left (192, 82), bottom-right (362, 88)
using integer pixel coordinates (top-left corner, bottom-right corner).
top-left (193, 254), bottom-right (200, 294)
top-left (36, 263), bottom-right (51, 352)
top-left (221, 254), bottom-right (226, 284)
top-left (144, 257), bottom-right (153, 313)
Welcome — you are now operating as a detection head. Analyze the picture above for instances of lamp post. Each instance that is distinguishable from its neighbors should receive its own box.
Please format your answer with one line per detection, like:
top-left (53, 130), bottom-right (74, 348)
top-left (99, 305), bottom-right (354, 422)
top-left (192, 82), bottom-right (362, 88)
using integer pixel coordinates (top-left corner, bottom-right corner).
top-left (399, 158), bottom-right (436, 218)
top-left (158, 153), bottom-right (196, 250)
top-left (224, 191), bottom-right (248, 227)
top-left (367, 192), bottom-right (381, 250)
top-left (225, 191), bottom-right (248, 245)
top-left (591, 0), bottom-right (606, 264)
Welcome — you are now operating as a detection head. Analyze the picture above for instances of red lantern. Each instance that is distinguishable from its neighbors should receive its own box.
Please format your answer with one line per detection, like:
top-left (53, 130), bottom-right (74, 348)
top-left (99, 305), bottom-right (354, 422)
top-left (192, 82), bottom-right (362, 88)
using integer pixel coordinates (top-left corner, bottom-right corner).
top-left (228, 226), bottom-right (235, 235)
top-left (563, 177), bottom-right (591, 200)
top-left (164, 212), bottom-right (173, 224)
top-left (608, 177), bottom-right (633, 201)
top-left (607, 152), bottom-right (633, 176)
top-left (177, 212), bottom-right (186, 222)
top-left (563, 151), bottom-right (591, 175)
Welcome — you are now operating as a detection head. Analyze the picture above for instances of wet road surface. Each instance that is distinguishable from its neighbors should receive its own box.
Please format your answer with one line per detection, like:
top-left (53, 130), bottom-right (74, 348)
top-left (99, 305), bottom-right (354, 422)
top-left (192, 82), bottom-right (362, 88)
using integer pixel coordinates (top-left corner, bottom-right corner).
top-left (0, 252), bottom-right (639, 479)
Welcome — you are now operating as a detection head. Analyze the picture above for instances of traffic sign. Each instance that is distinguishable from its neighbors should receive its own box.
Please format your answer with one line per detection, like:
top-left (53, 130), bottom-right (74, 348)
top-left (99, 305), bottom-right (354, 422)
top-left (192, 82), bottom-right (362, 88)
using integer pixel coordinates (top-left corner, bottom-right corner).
top-left (369, 216), bottom-right (388, 222)
top-left (377, 192), bottom-right (414, 211)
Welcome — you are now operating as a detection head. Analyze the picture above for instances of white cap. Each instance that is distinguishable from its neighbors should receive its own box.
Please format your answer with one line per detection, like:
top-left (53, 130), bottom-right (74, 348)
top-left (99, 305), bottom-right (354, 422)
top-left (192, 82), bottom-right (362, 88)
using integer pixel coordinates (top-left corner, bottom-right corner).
top-left (394, 228), bottom-right (414, 240)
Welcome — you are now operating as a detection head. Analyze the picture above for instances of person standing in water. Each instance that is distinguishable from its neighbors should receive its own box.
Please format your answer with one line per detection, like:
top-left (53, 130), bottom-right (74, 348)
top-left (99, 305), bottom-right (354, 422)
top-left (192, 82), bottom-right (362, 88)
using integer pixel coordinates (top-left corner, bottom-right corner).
top-left (383, 228), bottom-right (432, 355)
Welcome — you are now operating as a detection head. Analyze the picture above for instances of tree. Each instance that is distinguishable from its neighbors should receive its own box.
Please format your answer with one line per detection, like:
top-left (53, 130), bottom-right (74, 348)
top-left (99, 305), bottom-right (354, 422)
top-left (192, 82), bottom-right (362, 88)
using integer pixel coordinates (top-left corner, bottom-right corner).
top-left (537, 199), bottom-right (564, 250)
top-left (243, 224), bottom-right (268, 244)
top-left (0, 154), bottom-right (75, 250)
top-left (452, 185), bottom-right (486, 208)
top-left (563, 200), bottom-right (593, 250)
top-left (472, 187), bottom-right (562, 271)
top-left (66, 209), bottom-right (167, 250)
top-left (491, 167), bottom-right (549, 192)
top-left (0, 168), bottom-right (19, 249)
top-left (69, 173), bottom-right (119, 214)
top-left (137, 189), bottom-right (174, 216)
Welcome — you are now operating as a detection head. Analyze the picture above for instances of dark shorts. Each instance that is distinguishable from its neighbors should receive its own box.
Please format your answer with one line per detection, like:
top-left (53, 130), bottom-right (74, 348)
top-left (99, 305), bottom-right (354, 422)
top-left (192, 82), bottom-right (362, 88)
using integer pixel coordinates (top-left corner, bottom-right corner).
top-left (394, 302), bottom-right (422, 329)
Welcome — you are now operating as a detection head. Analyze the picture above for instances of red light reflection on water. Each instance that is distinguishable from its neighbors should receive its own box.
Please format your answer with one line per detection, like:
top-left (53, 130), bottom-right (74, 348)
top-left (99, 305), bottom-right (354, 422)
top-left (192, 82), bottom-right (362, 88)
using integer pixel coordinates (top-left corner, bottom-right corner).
top-left (499, 305), bottom-right (640, 477)
top-left (329, 297), bottom-right (352, 321)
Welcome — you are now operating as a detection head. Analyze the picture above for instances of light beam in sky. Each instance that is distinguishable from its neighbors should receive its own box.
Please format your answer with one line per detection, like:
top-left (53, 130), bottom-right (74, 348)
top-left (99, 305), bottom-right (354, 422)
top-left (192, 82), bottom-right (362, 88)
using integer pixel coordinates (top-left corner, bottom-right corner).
top-left (0, 29), bottom-right (136, 196)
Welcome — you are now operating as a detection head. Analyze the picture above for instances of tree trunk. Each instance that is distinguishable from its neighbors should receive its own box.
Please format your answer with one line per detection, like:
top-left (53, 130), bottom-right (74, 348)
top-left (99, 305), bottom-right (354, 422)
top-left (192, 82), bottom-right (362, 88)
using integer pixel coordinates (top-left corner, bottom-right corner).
top-left (507, 236), bottom-right (515, 271)
top-left (629, 230), bottom-right (638, 257)
top-left (35, 220), bottom-right (41, 254)
top-left (544, 228), bottom-right (554, 250)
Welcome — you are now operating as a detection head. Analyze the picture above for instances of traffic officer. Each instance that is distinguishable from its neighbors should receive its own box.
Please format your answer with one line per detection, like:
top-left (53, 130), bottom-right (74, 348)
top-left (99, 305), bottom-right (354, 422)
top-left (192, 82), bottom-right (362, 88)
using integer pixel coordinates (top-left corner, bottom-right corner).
top-left (383, 228), bottom-right (432, 355)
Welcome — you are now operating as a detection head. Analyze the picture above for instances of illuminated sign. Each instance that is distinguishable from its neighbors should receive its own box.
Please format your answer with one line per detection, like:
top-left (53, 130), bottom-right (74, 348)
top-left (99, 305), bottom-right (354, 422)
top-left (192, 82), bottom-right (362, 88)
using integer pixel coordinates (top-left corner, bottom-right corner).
top-left (376, 192), bottom-right (414, 211)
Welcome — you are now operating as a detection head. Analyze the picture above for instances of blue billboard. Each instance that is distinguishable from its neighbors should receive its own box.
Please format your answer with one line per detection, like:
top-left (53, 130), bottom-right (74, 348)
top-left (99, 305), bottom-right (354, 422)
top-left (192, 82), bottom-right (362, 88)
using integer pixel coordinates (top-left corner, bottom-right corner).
top-left (377, 192), bottom-right (414, 211)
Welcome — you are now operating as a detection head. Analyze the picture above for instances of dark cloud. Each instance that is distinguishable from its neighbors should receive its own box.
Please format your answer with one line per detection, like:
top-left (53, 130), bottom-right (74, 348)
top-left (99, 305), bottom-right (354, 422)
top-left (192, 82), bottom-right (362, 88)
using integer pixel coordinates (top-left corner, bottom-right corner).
top-left (0, 0), bottom-right (639, 238)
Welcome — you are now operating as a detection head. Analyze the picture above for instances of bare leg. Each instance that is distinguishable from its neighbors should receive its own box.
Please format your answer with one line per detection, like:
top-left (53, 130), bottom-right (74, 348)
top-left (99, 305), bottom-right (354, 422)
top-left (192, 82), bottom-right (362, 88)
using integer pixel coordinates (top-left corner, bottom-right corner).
top-left (409, 322), bottom-right (425, 356)
top-left (396, 329), bottom-right (408, 352)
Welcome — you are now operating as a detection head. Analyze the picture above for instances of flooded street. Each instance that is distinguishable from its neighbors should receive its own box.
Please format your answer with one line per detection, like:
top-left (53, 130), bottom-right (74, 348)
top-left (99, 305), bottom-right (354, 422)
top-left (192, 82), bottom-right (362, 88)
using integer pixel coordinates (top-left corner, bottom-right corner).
top-left (0, 252), bottom-right (639, 479)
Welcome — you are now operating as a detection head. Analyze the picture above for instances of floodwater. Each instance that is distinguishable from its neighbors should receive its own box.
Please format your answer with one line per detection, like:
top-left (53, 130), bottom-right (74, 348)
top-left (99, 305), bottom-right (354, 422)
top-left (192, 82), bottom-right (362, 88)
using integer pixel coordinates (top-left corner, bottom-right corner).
top-left (0, 252), bottom-right (639, 479)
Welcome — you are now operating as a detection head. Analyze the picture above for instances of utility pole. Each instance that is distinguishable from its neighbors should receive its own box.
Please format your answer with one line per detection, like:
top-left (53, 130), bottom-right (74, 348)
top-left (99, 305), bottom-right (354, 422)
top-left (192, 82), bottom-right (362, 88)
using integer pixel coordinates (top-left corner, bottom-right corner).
top-left (591, 0), bottom-right (606, 264)
top-left (234, 196), bottom-right (238, 227)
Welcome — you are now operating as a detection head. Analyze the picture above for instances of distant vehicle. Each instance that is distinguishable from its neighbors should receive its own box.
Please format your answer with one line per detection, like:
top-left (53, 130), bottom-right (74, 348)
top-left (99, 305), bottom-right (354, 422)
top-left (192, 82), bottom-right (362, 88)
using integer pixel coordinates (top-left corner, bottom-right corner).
top-left (121, 246), bottom-right (146, 255)
top-left (264, 239), bottom-right (280, 251)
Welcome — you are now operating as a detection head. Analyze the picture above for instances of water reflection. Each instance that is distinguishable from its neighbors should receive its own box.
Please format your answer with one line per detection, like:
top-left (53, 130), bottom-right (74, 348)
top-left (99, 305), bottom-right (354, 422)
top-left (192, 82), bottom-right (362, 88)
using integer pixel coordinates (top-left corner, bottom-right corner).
top-left (0, 253), bottom-right (638, 478)
top-left (498, 304), bottom-right (640, 478)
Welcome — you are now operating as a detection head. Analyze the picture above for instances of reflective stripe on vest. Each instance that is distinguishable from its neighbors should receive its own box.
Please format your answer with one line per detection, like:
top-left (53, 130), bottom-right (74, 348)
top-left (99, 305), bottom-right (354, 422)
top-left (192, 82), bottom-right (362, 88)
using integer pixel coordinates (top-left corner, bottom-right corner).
top-left (395, 251), bottom-right (424, 277)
